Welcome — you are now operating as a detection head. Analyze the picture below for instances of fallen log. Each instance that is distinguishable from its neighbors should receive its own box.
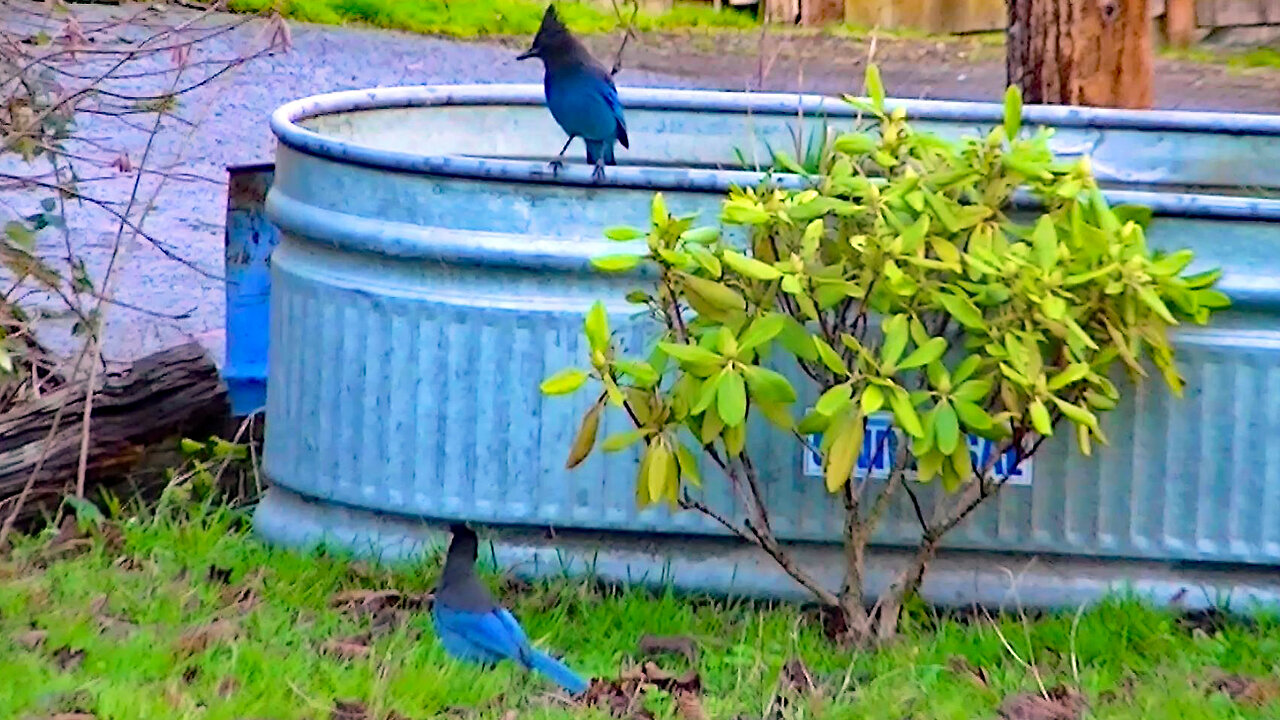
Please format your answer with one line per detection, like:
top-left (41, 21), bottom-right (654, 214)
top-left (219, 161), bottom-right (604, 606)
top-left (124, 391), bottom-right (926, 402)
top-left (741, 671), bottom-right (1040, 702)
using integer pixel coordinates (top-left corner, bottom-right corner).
top-left (0, 342), bottom-right (229, 528)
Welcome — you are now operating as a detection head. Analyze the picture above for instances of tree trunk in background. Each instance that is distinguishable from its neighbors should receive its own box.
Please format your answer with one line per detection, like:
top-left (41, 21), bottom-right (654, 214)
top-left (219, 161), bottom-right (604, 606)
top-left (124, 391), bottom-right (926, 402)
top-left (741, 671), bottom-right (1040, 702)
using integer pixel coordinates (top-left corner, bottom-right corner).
top-left (1164, 0), bottom-right (1196, 48)
top-left (800, 0), bottom-right (845, 25)
top-left (764, 0), bottom-right (800, 23)
top-left (1006, 0), bottom-right (1154, 109)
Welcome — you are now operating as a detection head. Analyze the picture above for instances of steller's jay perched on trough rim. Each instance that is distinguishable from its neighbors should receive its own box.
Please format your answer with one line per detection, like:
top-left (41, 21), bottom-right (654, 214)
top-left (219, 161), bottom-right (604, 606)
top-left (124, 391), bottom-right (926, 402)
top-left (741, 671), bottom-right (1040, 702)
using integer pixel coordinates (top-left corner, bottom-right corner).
top-left (517, 4), bottom-right (629, 182)
top-left (431, 523), bottom-right (591, 695)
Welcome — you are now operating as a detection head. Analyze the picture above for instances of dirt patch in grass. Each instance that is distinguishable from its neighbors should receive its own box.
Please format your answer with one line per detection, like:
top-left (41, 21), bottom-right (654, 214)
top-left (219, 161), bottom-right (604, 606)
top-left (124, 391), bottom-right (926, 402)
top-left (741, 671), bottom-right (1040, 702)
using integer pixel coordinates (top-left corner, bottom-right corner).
top-left (998, 685), bottom-right (1087, 720)
top-left (1206, 669), bottom-right (1280, 706)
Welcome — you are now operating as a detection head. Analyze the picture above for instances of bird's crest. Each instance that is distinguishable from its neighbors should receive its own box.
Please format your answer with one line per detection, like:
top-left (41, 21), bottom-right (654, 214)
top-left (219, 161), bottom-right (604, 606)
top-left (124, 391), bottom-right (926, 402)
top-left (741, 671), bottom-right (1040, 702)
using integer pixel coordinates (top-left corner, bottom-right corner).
top-left (446, 523), bottom-right (478, 564)
top-left (518, 3), bottom-right (587, 62)
top-left (533, 4), bottom-right (572, 47)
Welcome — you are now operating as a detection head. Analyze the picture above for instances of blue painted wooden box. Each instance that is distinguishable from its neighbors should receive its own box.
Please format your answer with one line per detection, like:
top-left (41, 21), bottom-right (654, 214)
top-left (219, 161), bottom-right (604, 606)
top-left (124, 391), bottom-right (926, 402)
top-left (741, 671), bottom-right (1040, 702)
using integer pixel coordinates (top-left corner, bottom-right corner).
top-left (231, 85), bottom-right (1280, 607)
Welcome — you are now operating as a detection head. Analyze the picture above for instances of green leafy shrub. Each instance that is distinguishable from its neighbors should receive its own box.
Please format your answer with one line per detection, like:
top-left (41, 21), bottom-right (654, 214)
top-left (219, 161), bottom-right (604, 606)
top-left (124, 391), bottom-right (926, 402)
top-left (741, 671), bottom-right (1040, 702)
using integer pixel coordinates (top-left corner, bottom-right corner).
top-left (541, 66), bottom-right (1229, 643)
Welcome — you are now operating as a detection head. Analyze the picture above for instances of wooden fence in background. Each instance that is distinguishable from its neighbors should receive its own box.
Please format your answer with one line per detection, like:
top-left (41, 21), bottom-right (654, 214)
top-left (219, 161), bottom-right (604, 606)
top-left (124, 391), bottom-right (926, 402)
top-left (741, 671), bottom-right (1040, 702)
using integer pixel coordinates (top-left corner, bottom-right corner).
top-left (639, 0), bottom-right (1280, 32)
top-left (839, 0), bottom-right (1280, 33)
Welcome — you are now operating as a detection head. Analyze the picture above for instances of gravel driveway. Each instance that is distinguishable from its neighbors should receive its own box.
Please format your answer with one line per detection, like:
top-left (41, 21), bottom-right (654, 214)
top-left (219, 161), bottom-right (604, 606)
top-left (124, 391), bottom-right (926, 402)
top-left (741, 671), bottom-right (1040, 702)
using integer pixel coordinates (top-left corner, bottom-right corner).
top-left (2, 3), bottom-right (696, 366)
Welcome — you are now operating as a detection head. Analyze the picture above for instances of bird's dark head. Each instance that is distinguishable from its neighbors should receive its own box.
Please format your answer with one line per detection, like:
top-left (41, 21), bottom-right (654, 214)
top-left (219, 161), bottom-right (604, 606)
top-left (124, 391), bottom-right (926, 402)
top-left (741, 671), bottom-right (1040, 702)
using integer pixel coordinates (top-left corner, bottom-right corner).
top-left (440, 522), bottom-right (480, 584)
top-left (448, 522), bottom-right (477, 559)
top-left (516, 4), bottom-right (575, 62)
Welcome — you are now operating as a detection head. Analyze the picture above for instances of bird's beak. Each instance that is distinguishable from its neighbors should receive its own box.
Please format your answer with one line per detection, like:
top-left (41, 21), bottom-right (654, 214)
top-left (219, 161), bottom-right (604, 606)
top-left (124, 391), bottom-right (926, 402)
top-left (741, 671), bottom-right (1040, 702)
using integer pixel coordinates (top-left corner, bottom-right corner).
top-left (516, 47), bottom-right (537, 61)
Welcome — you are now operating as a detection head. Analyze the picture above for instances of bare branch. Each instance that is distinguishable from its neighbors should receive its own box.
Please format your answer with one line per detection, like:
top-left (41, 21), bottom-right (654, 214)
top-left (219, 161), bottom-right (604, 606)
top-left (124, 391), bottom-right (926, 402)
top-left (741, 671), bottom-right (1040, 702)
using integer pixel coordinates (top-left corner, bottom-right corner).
top-left (1, 0), bottom-right (278, 521)
top-left (608, 0), bottom-right (639, 77)
top-left (679, 494), bottom-right (752, 543)
top-left (74, 335), bottom-right (99, 498)
top-left (0, 336), bottom-right (95, 546)
top-left (0, 173), bottom-right (224, 280)
top-left (742, 515), bottom-right (840, 607)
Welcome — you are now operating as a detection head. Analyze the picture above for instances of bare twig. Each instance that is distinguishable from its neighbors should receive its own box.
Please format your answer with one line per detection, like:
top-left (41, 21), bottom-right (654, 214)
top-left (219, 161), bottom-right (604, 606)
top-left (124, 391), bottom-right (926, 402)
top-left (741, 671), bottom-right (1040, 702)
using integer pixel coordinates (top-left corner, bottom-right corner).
top-left (755, 13), bottom-right (778, 90)
top-left (989, 566), bottom-right (1048, 698)
top-left (67, 29), bottom-right (199, 501)
top-left (737, 454), bottom-right (774, 535)
top-left (0, 173), bottom-right (223, 280)
top-left (74, 335), bottom-right (99, 498)
top-left (0, 337), bottom-right (95, 546)
top-left (0, 398), bottom-right (74, 546)
top-left (1069, 600), bottom-right (1086, 686)
top-left (608, 0), bottom-right (639, 77)
top-left (247, 411), bottom-right (263, 498)
top-left (740, 514), bottom-right (840, 607)
top-left (927, 427), bottom-right (1050, 539)
top-left (1, 0), bottom-right (279, 523)
top-left (901, 476), bottom-right (928, 534)
top-left (660, 276), bottom-right (691, 343)
top-left (679, 494), bottom-right (751, 543)
top-left (207, 411), bottom-right (257, 499)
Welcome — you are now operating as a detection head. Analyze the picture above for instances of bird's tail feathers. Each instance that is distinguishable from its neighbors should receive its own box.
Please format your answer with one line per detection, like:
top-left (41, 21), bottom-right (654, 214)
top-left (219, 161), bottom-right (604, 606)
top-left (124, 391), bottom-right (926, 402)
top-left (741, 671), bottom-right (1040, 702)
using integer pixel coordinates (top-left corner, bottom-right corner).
top-left (585, 141), bottom-right (616, 167)
top-left (526, 648), bottom-right (590, 695)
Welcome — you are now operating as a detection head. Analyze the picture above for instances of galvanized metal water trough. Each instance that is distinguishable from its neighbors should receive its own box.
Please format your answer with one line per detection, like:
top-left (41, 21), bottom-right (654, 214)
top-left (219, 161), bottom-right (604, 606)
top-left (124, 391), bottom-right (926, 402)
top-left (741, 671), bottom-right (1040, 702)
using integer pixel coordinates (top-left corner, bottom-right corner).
top-left (235, 84), bottom-right (1280, 610)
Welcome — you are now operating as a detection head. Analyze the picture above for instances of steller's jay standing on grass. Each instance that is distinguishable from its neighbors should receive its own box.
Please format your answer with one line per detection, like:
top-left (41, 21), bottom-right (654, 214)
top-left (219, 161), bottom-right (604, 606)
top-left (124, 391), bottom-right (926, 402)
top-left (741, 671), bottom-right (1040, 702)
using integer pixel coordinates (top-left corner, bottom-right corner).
top-left (432, 523), bottom-right (590, 695)
top-left (517, 4), bottom-right (629, 182)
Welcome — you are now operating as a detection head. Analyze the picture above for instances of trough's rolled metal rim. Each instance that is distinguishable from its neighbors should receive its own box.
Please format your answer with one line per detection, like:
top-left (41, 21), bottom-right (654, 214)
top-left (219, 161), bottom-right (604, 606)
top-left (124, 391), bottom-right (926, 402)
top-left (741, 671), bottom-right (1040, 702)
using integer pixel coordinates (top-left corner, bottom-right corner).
top-left (265, 188), bottom-right (659, 277)
top-left (269, 84), bottom-right (1280, 221)
top-left (264, 178), bottom-right (1280, 310)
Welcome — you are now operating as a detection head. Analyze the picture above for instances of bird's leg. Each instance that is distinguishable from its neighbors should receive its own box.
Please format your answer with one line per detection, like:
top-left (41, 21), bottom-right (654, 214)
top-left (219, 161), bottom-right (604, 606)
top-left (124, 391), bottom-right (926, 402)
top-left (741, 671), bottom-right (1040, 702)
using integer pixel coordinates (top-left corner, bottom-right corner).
top-left (592, 156), bottom-right (606, 183)
top-left (549, 136), bottom-right (574, 175)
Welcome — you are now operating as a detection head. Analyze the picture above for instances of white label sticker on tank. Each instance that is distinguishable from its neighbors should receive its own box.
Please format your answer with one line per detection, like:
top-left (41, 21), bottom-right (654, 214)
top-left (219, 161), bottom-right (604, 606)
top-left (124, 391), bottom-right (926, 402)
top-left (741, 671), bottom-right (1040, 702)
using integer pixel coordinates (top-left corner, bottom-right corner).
top-left (801, 412), bottom-right (1032, 486)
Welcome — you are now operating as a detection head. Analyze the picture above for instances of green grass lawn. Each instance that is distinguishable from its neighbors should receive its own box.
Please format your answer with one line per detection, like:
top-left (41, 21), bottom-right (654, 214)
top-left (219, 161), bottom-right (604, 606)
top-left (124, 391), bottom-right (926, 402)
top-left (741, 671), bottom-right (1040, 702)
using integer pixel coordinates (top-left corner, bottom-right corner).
top-left (2, 502), bottom-right (1279, 719)
top-left (213, 0), bottom-right (1280, 79)
top-left (1161, 45), bottom-right (1280, 71)
top-left (224, 0), bottom-right (754, 38)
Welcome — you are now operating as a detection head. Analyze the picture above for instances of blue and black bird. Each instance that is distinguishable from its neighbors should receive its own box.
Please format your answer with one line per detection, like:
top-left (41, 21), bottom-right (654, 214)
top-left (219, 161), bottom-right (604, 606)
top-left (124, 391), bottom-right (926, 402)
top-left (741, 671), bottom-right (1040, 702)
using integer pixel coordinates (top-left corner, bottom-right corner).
top-left (517, 4), bottom-right (629, 181)
top-left (431, 523), bottom-right (591, 695)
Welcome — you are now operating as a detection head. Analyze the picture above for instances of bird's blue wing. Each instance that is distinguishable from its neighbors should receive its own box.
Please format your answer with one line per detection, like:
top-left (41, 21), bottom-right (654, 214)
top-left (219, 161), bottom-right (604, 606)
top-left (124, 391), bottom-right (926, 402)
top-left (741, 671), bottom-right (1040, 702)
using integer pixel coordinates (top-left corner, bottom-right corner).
top-left (436, 601), bottom-right (589, 694)
top-left (599, 70), bottom-right (628, 149)
top-left (494, 608), bottom-right (532, 657)
top-left (435, 614), bottom-right (505, 664)
top-left (433, 604), bottom-right (528, 664)
top-left (546, 66), bottom-right (627, 149)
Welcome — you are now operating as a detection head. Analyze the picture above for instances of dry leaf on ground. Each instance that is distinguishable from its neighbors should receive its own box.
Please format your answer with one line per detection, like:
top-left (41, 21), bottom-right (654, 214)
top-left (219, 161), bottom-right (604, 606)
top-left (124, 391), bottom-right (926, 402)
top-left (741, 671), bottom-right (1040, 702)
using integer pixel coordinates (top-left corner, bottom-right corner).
top-left (1206, 669), bottom-right (1280, 706)
top-left (674, 691), bottom-right (708, 720)
top-left (322, 636), bottom-right (374, 660)
top-left (176, 619), bottom-right (238, 654)
top-left (16, 629), bottom-right (47, 649)
top-left (947, 656), bottom-right (990, 688)
top-left (582, 660), bottom-right (705, 720)
top-left (331, 700), bottom-right (369, 720)
top-left (217, 677), bottom-right (240, 698)
top-left (998, 686), bottom-right (1087, 720)
top-left (52, 646), bottom-right (86, 672)
top-left (638, 634), bottom-right (699, 664)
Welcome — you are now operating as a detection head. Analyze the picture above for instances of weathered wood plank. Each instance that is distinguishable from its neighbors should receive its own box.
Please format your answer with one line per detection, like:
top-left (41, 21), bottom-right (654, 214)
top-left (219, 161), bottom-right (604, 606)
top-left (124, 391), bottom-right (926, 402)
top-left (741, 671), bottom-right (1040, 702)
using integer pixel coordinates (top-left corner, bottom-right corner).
top-left (0, 342), bottom-right (229, 524)
top-left (835, 0), bottom-right (1275, 33)
top-left (1167, 0), bottom-right (1198, 45)
top-left (844, 0), bottom-right (1006, 33)
top-left (801, 0), bottom-right (845, 25)
top-left (1197, 0), bottom-right (1280, 27)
